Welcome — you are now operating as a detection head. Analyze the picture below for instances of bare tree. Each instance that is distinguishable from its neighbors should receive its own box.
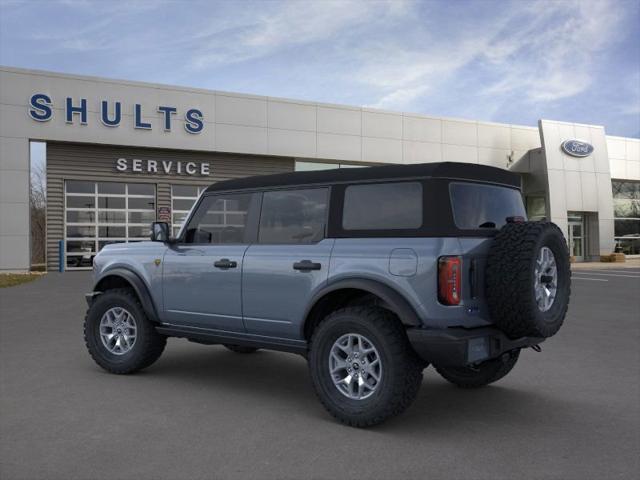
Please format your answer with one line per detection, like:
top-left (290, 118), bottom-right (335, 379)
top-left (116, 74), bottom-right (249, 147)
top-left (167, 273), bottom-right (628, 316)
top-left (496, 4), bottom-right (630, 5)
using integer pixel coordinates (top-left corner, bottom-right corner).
top-left (30, 162), bottom-right (46, 269)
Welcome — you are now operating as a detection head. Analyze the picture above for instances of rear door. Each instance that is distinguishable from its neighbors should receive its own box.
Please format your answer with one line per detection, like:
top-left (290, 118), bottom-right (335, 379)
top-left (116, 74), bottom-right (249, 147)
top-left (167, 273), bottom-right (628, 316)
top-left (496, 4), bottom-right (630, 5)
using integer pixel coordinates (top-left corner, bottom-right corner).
top-left (162, 192), bottom-right (259, 332)
top-left (242, 187), bottom-right (333, 339)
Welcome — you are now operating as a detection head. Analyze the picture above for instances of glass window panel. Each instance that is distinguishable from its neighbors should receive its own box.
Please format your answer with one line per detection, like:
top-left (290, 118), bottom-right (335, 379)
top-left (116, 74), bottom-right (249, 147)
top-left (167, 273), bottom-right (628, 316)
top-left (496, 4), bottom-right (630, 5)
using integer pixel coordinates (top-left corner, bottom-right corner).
top-left (98, 211), bottom-right (126, 223)
top-left (67, 226), bottom-right (95, 238)
top-left (614, 219), bottom-right (640, 237)
top-left (613, 199), bottom-right (640, 219)
top-left (66, 210), bottom-right (95, 223)
top-left (526, 196), bottom-right (546, 220)
top-left (343, 182), bottom-right (422, 230)
top-left (98, 240), bottom-right (125, 251)
top-left (67, 196), bottom-right (95, 208)
top-left (571, 238), bottom-right (583, 257)
top-left (571, 224), bottom-right (582, 237)
top-left (172, 199), bottom-right (196, 210)
top-left (128, 183), bottom-right (155, 196)
top-left (450, 183), bottom-right (526, 230)
top-left (98, 197), bottom-right (126, 209)
top-left (98, 182), bottom-right (125, 195)
top-left (66, 181), bottom-right (95, 194)
top-left (128, 211), bottom-right (156, 224)
top-left (615, 237), bottom-right (640, 255)
top-left (259, 189), bottom-right (328, 244)
top-left (173, 213), bottom-right (188, 225)
top-left (66, 240), bottom-right (96, 253)
top-left (612, 180), bottom-right (640, 200)
top-left (128, 226), bottom-right (151, 238)
top-left (172, 185), bottom-right (199, 197)
top-left (66, 255), bottom-right (94, 268)
top-left (225, 213), bottom-right (247, 226)
top-left (184, 193), bottom-right (253, 244)
top-left (128, 197), bottom-right (155, 210)
top-left (98, 226), bottom-right (126, 238)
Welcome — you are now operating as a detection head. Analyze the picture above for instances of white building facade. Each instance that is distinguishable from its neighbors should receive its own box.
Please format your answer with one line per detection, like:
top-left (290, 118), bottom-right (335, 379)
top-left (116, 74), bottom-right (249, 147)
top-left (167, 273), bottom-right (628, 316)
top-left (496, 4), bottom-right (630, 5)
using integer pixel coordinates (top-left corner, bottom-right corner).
top-left (1, 66), bottom-right (638, 271)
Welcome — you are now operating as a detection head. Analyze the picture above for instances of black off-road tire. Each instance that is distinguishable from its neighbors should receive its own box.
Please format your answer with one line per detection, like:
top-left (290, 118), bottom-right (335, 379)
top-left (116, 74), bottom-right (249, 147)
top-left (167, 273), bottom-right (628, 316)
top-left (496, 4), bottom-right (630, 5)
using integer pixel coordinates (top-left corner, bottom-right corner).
top-left (309, 306), bottom-right (423, 428)
top-left (223, 344), bottom-right (259, 354)
top-left (435, 350), bottom-right (520, 388)
top-left (84, 288), bottom-right (167, 374)
top-left (485, 221), bottom-right (571, 339)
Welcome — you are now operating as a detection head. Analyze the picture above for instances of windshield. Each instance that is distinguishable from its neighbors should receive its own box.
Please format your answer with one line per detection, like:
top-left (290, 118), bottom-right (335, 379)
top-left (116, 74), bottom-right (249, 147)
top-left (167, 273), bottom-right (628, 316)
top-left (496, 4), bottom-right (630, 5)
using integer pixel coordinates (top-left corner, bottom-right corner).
top-left (449, 182), bottom-right (526, 230)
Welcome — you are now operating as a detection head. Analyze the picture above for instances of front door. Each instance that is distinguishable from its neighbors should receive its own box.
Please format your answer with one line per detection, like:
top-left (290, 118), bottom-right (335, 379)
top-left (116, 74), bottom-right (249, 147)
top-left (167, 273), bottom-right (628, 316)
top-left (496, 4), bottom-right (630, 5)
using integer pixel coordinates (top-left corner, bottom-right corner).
top-left (162, 192), bottom-right (258, 332)
top-left (568, 213), bottom-right (584, 261)
top-left (242, 187), bottom-right (332, 339)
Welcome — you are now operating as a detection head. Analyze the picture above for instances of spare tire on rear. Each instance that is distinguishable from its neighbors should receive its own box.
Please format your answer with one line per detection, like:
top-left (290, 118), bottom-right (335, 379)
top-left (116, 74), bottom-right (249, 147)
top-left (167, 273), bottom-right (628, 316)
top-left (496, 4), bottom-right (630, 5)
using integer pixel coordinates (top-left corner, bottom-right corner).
top-left (485, 221), bottom-right (571, 339)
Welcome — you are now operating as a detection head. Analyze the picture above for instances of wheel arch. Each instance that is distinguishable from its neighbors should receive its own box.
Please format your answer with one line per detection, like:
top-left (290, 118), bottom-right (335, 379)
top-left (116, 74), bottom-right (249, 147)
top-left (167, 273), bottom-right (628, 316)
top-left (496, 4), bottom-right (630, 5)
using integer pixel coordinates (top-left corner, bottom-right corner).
top-left (92, 268), bottom-right (160, 323)
top-left (302, 278), bottom-right (422, 340)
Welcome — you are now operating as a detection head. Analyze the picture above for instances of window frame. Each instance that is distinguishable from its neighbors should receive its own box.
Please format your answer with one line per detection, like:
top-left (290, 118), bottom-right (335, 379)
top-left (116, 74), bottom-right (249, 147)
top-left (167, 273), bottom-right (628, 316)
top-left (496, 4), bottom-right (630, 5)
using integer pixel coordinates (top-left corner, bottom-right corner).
top-left (176, 191), bottom-right (260, 246)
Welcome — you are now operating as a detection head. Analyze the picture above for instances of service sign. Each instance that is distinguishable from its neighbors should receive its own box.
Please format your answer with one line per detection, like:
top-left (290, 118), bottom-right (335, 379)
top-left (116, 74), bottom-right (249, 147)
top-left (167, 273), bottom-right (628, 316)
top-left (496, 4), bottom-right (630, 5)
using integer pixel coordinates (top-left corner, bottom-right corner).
top-left (115, 158), bottom-right (210, 176)
top-left (561, 139), bottom-right (594, 157)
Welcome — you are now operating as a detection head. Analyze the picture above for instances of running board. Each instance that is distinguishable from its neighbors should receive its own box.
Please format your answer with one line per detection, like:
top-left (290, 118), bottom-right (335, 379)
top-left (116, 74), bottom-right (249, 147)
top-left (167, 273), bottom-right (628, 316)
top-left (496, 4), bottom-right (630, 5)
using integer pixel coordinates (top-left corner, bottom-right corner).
top-left (155, 324), bottom-right (308, 355)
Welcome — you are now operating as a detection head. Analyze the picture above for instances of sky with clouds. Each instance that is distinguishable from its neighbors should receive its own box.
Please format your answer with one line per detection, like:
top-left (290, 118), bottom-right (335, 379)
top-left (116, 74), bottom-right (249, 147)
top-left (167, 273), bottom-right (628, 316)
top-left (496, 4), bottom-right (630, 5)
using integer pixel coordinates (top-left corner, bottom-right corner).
top-left (1, 0), bottom-right (639, 137)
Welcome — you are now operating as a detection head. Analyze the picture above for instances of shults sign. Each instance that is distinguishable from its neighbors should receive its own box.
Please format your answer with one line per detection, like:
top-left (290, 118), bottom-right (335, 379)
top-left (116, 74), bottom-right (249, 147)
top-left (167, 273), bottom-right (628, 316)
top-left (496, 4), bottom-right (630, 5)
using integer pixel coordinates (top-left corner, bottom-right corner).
top-left (28, 93), bottom-right (204, 134)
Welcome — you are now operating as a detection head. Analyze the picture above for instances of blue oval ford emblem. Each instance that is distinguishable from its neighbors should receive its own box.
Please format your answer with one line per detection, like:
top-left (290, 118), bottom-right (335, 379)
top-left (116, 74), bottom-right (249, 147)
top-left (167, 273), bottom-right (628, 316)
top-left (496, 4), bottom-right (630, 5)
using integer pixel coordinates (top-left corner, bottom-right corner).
top-left (561, 139), bottom-right (594, 157)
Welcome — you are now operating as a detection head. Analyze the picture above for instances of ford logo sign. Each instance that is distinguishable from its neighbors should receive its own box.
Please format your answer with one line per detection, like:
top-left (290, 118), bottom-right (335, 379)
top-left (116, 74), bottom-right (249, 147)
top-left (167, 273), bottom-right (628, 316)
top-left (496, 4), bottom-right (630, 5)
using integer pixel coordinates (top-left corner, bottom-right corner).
top-left (561, 139), bottom-right (594, 157)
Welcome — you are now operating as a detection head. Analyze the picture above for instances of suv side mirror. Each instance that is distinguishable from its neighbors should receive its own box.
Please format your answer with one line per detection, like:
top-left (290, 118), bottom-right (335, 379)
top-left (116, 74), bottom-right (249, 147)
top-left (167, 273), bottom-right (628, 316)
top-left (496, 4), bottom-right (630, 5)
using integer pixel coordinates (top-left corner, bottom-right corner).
top-left (150, 222), bottom-right (170, 242)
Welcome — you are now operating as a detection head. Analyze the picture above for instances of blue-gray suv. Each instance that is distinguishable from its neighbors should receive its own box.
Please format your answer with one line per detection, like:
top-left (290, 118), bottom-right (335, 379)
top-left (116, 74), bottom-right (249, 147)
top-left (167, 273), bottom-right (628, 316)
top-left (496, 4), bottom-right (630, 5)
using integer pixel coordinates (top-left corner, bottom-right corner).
top-left (84, 162), bottom-right (571, 427)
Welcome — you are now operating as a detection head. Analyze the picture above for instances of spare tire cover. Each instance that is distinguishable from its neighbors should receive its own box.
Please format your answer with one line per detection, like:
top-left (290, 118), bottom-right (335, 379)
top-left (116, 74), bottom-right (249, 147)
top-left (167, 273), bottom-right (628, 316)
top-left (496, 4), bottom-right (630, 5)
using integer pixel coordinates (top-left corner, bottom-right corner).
top-left (485, 221), bottom-right (571, 339)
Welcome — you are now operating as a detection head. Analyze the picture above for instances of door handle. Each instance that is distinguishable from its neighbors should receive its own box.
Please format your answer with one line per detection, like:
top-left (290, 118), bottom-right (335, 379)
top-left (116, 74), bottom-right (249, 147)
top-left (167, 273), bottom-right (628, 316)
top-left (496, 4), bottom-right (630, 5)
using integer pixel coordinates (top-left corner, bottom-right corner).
top-left (214, 258), bottom-right (237, 269)
top-left (293, 260), bottom-right (321, 271)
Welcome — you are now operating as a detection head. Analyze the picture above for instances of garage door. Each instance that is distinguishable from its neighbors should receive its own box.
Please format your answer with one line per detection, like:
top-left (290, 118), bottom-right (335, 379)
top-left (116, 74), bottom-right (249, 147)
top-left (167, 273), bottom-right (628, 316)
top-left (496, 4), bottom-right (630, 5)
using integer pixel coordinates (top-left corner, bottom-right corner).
top-left (64, 180), bottom-right (156, 270)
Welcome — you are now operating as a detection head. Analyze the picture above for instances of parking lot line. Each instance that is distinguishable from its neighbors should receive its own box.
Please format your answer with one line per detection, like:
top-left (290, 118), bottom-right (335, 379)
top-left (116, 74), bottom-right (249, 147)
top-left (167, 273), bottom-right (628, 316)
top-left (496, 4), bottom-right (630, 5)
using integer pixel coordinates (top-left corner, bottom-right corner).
top-left (575, 269), bottom-right (640, 275)
top-left (571, 277), bottom-right (609, 281)
top-left (572, 272), bottom-right (640, 278)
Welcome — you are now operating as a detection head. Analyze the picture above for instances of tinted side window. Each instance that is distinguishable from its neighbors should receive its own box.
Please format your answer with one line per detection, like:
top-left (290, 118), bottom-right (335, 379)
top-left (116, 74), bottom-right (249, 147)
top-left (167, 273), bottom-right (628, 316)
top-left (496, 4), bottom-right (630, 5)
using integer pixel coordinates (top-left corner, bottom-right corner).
top-left (184, 193), bottom-right (253, 244)
top-left (450, 182), bottom-right (526, 229)
top-left (343, 182), bottom-right (422, 230)
top-left (259, 188), bottom-right (328, 244)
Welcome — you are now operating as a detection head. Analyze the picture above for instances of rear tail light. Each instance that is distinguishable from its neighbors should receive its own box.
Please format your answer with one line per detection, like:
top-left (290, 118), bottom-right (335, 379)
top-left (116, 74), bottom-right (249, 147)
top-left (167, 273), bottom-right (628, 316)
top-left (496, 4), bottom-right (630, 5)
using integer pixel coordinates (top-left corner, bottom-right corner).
top-left (438, 256), bottom-right (462, 305)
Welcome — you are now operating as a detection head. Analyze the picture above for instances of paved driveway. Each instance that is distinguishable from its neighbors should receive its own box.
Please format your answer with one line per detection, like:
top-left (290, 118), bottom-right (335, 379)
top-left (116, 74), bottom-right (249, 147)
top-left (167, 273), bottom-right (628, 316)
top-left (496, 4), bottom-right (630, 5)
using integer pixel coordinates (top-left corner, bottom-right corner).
top-left (1, 270), bottom-right (639, 480)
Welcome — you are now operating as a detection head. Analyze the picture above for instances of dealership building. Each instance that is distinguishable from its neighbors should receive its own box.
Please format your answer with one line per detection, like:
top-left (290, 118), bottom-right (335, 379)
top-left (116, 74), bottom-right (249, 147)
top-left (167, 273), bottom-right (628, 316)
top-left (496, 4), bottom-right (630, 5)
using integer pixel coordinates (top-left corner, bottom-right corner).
top-left (0, 66), bottom-right (639, 272)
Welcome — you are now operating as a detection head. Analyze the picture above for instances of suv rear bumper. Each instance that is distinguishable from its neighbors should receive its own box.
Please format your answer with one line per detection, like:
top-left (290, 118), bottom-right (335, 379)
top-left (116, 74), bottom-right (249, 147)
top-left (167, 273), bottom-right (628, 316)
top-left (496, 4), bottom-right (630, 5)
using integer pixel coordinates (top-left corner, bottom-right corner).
top-left (406, 326), bottom-right (544, 367)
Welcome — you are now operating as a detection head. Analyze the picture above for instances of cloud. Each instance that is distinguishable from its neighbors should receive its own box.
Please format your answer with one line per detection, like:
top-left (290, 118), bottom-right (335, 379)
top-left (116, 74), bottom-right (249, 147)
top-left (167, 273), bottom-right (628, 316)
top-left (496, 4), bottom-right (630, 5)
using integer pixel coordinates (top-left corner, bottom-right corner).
top-left (355, 0), bottom-right (626, 111)
top-left (189, 0), bottom-right (408, 70)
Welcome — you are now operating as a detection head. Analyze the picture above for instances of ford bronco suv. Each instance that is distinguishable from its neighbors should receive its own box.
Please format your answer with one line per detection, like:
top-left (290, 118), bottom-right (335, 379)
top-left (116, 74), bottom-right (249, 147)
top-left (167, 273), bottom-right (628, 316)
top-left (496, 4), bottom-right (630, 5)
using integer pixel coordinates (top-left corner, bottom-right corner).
top-left (84, 162), bottom-right (570, 427)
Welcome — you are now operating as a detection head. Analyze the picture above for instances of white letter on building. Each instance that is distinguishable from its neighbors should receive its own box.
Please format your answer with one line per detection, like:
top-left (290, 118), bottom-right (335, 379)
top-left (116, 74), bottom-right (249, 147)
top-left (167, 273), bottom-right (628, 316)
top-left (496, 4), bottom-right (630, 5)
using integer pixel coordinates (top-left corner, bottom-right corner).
top-left (132, 159), bottom-right (142, 172)
top-left (201, 163), bottom-right (210, 175)
top-left (116, 158), bottom-right (128, 172)
top-left (147, 160), bottom-right (157, 173)
top-left (185, 162), bottom-right (196, 175)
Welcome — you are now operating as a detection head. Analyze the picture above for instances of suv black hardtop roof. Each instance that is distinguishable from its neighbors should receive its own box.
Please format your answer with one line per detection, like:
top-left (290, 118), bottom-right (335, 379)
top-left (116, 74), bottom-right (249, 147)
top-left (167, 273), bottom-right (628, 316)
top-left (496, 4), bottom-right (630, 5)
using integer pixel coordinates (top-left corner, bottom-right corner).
top-left (204, 161), bottom-right (520, 193)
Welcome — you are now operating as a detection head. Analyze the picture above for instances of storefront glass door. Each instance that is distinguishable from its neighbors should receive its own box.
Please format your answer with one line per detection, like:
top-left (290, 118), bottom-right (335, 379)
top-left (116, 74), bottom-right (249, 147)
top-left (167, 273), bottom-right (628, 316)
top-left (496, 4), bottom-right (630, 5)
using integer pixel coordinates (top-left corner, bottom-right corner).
top-left (568, 213), bottom-right (584, 261)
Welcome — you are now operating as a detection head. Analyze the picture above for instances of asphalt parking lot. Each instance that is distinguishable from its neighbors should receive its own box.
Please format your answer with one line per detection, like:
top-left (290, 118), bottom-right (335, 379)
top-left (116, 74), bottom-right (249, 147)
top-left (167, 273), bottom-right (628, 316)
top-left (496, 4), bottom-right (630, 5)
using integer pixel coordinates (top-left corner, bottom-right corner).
top-left (1, 268), bottom-right (639, 480)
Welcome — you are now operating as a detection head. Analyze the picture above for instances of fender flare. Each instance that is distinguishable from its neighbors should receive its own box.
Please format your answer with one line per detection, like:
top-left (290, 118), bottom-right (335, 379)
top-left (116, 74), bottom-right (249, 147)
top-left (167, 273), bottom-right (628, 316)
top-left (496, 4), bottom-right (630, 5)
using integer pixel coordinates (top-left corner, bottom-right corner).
top-left (304, 278), bottom-right (423, 330)
top-left (93, 268), bottom-right (160, 323)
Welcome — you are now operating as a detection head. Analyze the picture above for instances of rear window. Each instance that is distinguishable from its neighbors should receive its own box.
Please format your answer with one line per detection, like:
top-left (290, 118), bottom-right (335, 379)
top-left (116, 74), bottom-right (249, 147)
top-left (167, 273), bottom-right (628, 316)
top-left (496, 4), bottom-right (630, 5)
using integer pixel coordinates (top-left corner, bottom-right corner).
top-left (343, 182), bottom-right (422, 230)
top-left (450, 182), bottom-right (526, 229)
